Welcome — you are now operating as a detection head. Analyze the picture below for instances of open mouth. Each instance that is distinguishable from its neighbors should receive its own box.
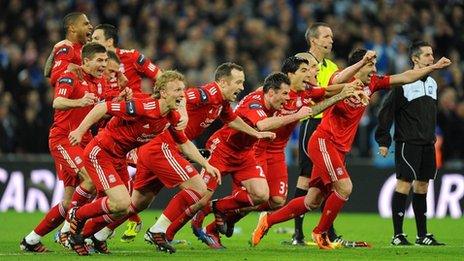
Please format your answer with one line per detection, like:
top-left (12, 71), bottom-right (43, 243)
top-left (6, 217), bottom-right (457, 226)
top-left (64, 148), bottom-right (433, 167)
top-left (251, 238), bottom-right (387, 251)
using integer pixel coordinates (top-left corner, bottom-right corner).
top-left (86, 31), bottom-right (92, 41)
top-left (175, 98), bottom-right (182, 106)
top-left (231, 90), bottom-right (241, 100)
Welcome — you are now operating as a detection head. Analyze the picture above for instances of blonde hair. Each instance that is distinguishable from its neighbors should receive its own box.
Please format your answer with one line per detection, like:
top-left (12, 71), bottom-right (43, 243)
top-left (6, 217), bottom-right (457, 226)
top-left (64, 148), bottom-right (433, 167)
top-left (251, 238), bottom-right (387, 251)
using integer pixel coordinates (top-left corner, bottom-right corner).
top-left (153, 70), bottom-right (185, 98)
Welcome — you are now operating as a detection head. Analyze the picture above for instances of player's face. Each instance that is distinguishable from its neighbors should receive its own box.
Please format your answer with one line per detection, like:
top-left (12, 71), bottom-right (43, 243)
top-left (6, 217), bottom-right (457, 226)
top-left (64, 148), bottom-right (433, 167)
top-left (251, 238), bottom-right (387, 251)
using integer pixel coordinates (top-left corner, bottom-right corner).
top-left (104, 59), bottom-right (120, 80)
top-left (269, 83), bottom-right (291, 110)
top-left (414, 46), bottom-right (434, 68)
top-left (74, 15), bottom-right (93, 44)
top-left (85, 52), bottom-right (108, 78)
top-left (164, 80), bottom-right (186, 109)
top-left (313, 26), bottom-right (333, 55)
top-left (359, 59), bottom-right (377, 85)
top-left (290, 62), bottom-right (310, 91)
top-left (92, 29), bottom-right (111, 49)
top-left (222, 69), bottom-right (245, 102)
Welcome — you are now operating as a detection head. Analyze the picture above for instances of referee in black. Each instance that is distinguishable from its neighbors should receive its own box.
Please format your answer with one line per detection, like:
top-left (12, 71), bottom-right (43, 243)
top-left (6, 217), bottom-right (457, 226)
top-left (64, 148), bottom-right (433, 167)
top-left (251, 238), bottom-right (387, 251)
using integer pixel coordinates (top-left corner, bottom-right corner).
top-left (375, 41), bottom-right (445, 246)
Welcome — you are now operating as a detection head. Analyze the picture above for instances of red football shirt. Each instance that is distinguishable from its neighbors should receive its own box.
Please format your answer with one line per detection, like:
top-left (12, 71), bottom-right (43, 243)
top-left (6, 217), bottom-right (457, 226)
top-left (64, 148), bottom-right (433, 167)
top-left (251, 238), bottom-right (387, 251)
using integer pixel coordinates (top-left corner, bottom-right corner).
top-left (256, 86), bottom-right (326, 154)
top-left (211, 89), bottom-right (275, 152)
top-left (49, 71), bottom-right (108, 143)
top-left (317, 74), bottom-right (391, 152)
top-left (116, 48), bottom-right (160, 93)
top-left (50, 42), bottom-right (83, 87)
top-left (95, 98), bottom-right (188, 158)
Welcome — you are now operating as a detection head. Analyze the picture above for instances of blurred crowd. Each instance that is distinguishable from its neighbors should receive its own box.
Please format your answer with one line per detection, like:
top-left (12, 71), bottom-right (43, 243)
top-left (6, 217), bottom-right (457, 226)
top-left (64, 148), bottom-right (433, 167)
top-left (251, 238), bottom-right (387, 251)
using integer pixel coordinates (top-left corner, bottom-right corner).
top-left (0, 0), bottom-right (463, 165)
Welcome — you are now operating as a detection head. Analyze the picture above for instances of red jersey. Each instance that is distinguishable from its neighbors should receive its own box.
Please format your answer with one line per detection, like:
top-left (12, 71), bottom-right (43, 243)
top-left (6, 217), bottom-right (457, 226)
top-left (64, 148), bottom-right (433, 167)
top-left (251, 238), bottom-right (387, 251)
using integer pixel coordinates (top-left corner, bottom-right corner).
top-left (50, 42), bottom-right (83, 87)
top-left (317, 74), bottom-right (391, 152)
top-left (256, 86), bottom-right (326, 154)
top-left (158, 82), bottom-right (237, 144)
top-left (210, 90), bottom-right (275, 152)
top-left (49, 71), bottom-right (109, 142)
top-left (116, 48), bottom-right (160, 93)
top-left (95, 98), bottom-right (188, 158)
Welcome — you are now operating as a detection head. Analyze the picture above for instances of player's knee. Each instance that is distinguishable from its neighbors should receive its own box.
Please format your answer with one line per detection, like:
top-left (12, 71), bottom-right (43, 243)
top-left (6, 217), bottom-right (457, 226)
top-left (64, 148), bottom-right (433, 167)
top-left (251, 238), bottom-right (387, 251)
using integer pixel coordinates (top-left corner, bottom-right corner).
top-left (305, 197), bottom-right (322, 210)
top-left (413, 181), bottom-right (429, 194)
top-left (396, 179), bottom-right (412, 194)
top-left (190, 182), bottom-right (208, 197)
top-left (334, 183), bottom-right (352, 199)
top-left (250, 190), bottom-right (269, 205)
top-left (61, 199), bottom-right (72, 210)
top-left (108, 197), bottom-right (131, 214)
top-left (269, 196), bottom-right (286, 209)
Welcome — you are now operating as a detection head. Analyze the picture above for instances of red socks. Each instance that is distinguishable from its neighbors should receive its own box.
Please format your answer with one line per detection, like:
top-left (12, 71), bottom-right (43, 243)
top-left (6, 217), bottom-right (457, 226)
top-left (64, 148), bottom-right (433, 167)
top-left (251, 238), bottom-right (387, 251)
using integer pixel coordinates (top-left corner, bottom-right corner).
top-left (162, 189), bottom-right (200, 222)
top-left (75, 196), bottom-right (111, 220)
top-left (69, 185), bottom-right (93, 208)
top-left (82, 214), bottom-right (115, 238)
top-left (313, 191), bottom-right (347, 234)
top-left (34, 202), bottom-right (67, 236)
top-left (267, 197), bottom-right (310, 226)
top-left (165, 206), bottom-right (195, 241)
top-left (215, 189), bottom-right (254, 213)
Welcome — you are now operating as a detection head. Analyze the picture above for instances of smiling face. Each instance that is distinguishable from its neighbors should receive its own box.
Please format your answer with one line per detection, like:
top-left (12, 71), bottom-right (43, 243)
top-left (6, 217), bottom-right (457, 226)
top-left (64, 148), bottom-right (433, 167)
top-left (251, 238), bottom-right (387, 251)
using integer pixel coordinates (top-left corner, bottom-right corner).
top-left (162, 79), bottom-right (186, 109)
top-left (289, 57), bottom-right (319, 91)
top-left (84, 52), bottom-right (108, 78)
top-left (73, 14), bottom-right (93, 44)
top-left (268, 83), bottom-right (291, 110)
top-left (220, 69), bottom-right (245, 102)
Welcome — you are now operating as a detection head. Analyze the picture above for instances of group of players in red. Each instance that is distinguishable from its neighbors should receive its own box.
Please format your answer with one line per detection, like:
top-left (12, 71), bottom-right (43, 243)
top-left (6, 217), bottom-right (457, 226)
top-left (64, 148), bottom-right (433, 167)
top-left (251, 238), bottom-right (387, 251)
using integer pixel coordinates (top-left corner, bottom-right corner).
top-left (19, 12), bottom-right (451, 255)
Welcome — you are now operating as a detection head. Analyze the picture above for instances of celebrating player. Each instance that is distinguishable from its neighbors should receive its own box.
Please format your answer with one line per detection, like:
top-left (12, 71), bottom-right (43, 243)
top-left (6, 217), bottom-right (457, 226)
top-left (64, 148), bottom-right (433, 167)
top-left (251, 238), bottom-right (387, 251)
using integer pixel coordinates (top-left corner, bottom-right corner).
top-left (251, 48), bottom-right (451, 250)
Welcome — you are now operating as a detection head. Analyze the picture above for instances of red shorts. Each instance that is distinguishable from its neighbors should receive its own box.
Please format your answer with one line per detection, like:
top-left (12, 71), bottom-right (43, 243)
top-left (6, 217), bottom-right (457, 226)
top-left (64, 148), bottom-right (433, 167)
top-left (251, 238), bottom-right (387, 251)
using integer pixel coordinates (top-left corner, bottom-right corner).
top-left (49, 138), bottom-right (86, 187)
top-left (307, 132), bottom-right (349, 196)
top-left (203, 138), bottom-right (265, 191)
top-left (84, 139), bottom-right (131, 192)
top-left (133, 139), bottom-right (198, 191)
top-left (256, 151), bottom-right (288, 198)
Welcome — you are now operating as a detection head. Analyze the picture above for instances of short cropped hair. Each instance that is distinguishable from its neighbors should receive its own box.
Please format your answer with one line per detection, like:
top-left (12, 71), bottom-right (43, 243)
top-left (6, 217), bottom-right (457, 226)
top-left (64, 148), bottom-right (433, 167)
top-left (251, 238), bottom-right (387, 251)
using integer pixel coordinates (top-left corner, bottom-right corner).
top-left (63, 12), bottom-right (85, 33)
top-left (153, 71), bottom-right (185, 99)
top-left (94, 24), bottom-right (119, 46)
top-left (214, 62), bottom-right (244, 81)
top-left (263, 72), bottom-right (290, 93)
top-left (348, 48), bottom-right (368, 66)
top-left (409, 40), bottom-right (432, 63)
top-left (82, 42), bottom-right (107, 60)
top-left (281, 56), bottom-right (309, 75)
top-left (107, 50), bottom-right (120, 63)
top-left (304, 22), bottom-right (330, 48)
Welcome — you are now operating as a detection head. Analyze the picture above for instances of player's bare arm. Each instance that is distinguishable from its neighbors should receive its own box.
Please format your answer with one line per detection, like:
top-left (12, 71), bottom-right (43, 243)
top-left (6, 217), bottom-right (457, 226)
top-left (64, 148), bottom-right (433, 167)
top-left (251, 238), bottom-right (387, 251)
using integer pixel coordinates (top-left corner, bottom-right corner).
top-left (227, 117), bottom-right (276, 140)
top-left (256, 106), bottom-right (312, 131)
top-left (68, 102), bottom-right (108, 145)
top-left (389, 57), bottom-right (451, 86)
top-left (332, 50), bottom-right (376, 84)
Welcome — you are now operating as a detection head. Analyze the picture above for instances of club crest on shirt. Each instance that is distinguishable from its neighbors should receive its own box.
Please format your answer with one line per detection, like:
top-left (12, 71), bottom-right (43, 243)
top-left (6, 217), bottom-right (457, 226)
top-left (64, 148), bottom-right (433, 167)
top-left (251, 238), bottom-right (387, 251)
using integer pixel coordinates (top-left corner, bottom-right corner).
top-left (185, 165), bottom-right (194, 173)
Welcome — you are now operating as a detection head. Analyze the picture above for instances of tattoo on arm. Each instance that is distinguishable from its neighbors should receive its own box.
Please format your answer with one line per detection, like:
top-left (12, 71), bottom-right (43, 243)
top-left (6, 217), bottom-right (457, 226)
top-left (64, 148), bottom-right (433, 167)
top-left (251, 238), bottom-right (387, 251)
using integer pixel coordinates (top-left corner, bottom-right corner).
top-left (310, 93), bottom-right (346, 116)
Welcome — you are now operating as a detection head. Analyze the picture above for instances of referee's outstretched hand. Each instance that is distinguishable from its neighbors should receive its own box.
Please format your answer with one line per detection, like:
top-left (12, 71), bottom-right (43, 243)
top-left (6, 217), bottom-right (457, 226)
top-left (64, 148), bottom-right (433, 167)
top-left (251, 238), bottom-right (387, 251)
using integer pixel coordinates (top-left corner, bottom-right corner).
top-left (433, 57), bottom-right (451, 69)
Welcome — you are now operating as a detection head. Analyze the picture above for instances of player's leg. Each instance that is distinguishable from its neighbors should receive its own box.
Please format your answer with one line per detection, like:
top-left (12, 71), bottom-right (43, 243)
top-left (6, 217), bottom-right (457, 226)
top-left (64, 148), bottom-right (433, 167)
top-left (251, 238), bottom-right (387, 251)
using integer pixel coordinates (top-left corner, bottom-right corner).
top-left (250, 186), bottom-right (323, 247)
top-left (413, 144), bottom-right (444, 246)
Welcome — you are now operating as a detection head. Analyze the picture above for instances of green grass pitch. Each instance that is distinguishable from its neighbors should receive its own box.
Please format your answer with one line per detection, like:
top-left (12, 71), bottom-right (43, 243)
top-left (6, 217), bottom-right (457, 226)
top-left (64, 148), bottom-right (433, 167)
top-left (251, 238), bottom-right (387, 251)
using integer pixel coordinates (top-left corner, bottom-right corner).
top-left (0, 211), bottom-right (463, 260)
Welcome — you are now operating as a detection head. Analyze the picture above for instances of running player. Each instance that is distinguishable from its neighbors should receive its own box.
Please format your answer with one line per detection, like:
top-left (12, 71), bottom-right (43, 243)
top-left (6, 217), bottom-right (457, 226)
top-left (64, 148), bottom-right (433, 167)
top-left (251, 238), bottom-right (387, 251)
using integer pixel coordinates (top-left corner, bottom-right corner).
top-left (251, 49), bottom-right (451, 250)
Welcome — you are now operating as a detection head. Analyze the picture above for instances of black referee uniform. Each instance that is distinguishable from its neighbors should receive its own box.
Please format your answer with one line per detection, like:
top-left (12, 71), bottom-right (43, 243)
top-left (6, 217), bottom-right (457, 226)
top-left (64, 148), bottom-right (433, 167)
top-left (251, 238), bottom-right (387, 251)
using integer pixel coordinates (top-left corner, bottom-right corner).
top-left (375, 76), bottom-right (438, 182)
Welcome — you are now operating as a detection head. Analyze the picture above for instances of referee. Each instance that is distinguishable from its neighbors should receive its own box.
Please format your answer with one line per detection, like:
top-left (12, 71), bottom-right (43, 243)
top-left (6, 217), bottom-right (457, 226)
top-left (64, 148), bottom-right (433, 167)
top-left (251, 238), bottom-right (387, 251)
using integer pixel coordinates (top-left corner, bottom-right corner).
top-left (375, 41), bottom-right (445, 246)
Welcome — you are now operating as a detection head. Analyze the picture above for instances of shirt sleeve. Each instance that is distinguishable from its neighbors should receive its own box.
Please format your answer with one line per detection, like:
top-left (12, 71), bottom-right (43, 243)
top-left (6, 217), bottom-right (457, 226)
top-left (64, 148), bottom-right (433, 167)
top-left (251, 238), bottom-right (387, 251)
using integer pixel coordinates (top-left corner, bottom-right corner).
top-left (303, 87), bottom-right (326, 102)
top-left (238, 102), bottom-right (268, 127)
top-left (54, 75), bottom-right (75, 99)
top-left (371, 74), bottom-right (391, 92)
top-left (219, 102), bottom-right (238, 123)
top-left (166, 111), bottom-right (189, 144)
top-left (133, 50), bottom-right (160, 79)
top-left (50, 44), bottom-right (75, 86)
top-left (185, 87), bottom-right (209, 107)
top-left (327, 70), bottom-right (341, 86)
top-left (105, 99), bottom-right (160, 120)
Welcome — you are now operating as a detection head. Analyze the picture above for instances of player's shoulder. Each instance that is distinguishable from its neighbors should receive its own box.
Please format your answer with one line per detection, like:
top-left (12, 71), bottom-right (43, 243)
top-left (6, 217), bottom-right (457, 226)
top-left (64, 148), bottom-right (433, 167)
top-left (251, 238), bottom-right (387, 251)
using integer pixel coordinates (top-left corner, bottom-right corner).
top-left (57, 72), bottom-right (78, 85)
top-left (240, 89), bottom-right (264, 109)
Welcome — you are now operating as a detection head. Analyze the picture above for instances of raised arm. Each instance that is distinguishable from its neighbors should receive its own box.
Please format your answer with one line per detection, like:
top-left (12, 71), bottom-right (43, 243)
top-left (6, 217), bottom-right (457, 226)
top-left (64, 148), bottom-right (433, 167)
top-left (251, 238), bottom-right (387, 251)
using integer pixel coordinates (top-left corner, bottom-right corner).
top-left (389, 57), bottom-right (451, 86)
top-left (68, 102), bottom-right (108, 145)
top-left (332, 50), bottom-right (377, 84)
